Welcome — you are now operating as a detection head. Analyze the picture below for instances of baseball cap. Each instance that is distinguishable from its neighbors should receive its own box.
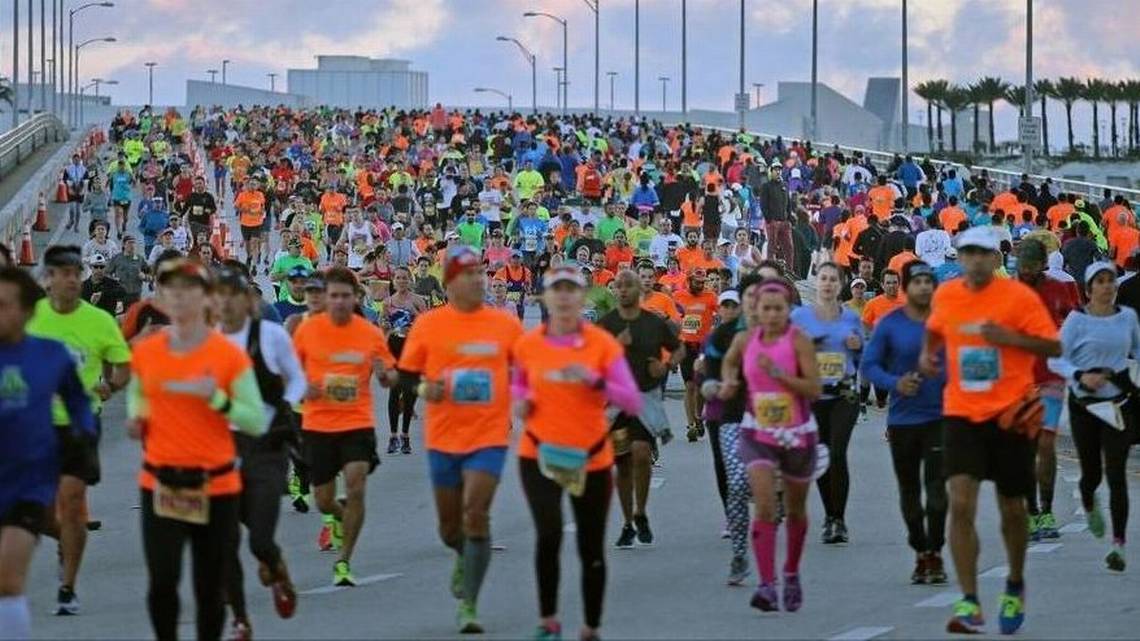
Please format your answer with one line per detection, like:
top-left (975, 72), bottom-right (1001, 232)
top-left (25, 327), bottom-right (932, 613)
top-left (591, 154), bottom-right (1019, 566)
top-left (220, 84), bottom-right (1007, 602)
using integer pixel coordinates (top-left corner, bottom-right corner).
top-left (87, 254), bottom-right (107, 267)
top-left (445, 231), bottom-right (461, 241)
top-left (1084, 261), bottom-right (1117, 287)
top-left (954, 227), bottom-right (999, 252)
top-left (542, 265), bottom-right (587, 289)
top-left (156, 258), bottom-right (213, 289)
top-left (850, 277), bottom-right (868, 288)
top-left (443, 245), bottom-right (482, 283)
top-left (391, 222), bottom-right (405, 230)
top-left (900, 260), bottom-right (935, 289)
top-left (161, 227), bottom-right (174, 236)
top-left (717, 237), bottom-right (732, 246)
top-left (304, 274), bottom-right (326, 291)
top-left (286, 265), bottom-right (312, 280)
top-left (718, 290), bottom-right (741, 305)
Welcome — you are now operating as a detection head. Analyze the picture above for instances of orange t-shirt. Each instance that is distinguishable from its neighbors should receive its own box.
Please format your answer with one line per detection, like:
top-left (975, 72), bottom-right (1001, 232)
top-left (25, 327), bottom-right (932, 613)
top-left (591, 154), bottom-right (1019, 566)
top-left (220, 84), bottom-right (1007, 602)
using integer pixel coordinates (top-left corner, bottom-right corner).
top-left (235, 190), bottom-right (266, 228)
top-left (680, 201), bottom-right (701, 228)
top-left (991, 192), bottom-right (1019, 218)
top-left (605, 244), bottom-right (634, 273)
top-left (1046, 203), bottom-right (1074, 231)
top-left (293, 313), bottom-right (396, 432)
top-left (512, 323), bottom-right (626, 471)
top-left (832, 222), bottom-right (854, 267)
top-left (592, 268), bottom-right (615, 287)
top-left (398, 306), bottom-right (523, 454)
top-left (861, 293), bottom-right (904, 328)
top-left (320, 191), bottom-right (348, 226)
top-left (887, 251), bottom-right (920, 276)
top-left (927, 277), bottom-right (1058, 423)
top-left (939, 206), bottom-right (966, 234)
top-left (673, 288), bottom-right (718, 344)
top-left (131, 330), bottom-right (251, 496)
top-left (867, 185), bottom-right (895, 221)
top-left (641, 290), bottom-right (681, 323)
top-left (1103, 205), bottom-right (1133, 235)
top-left (676, 245), bottom-right (703, 274)
top-left (1110, 226), bottom-right (1140, 268)
top-left (658, 271), bottom-right (686, 293)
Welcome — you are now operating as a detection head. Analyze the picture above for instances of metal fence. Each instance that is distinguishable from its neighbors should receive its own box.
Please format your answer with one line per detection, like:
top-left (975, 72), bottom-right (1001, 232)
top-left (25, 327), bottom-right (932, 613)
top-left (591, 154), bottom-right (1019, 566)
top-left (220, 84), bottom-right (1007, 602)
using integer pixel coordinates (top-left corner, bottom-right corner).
top-left (0, 113), bottom-right (67, 181)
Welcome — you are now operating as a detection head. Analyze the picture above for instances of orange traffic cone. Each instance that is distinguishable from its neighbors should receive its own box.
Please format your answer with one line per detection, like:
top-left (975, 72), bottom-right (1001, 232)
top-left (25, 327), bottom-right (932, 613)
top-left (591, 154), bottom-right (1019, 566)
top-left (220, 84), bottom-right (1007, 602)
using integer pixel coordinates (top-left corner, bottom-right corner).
top-left (32, 192), bottom-right (50, 232)
top-left (54, 175), bottom-right (69, 203)
top-left (18, 223), bottom-right (36, 266)
top-left (209, 217), bottom-right (223, 253)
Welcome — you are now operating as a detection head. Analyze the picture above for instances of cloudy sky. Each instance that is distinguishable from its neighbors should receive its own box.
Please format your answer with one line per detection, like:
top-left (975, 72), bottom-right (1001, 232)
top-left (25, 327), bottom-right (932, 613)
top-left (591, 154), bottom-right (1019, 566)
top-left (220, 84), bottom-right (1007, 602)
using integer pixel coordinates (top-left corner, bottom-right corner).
top-left (22, 0), bottom-right (1140, 143)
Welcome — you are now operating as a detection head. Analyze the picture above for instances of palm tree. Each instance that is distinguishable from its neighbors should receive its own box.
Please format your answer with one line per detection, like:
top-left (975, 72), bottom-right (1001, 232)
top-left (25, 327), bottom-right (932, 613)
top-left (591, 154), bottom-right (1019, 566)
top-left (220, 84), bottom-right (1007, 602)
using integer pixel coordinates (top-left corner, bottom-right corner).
top-left (1125, 79), bottom-right (1140, 154)
top-left (1034, 79), bottom-right (1055, 156)
top-left (1084, 78), bottom-right (1110, 158)
top-left (914, 80), bottom-right (948, 153)
top-left (967, 82), bottom-right (985, 153)
top-left (1105, 81), bottom-right (1124, 157)
top-left (1053, 77), bottom-right (1085, 155)
top-left (1004, 85), bottom-right (1026, 116)
top-left (0, 77), bottom-right (13, 112)
top-left (973, 76), bottom-right (1010, 153)
top-left (941, 85), bottom-right (972, 154)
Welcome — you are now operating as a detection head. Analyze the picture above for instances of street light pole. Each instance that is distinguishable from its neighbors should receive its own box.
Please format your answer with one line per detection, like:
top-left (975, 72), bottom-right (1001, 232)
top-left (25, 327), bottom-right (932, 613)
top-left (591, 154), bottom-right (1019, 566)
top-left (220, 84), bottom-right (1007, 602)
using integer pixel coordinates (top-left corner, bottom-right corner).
top-left (50, 0), bottom-right (56, 115)
top-left (474, 87), bottom-right (512, 113)
top-left (810, 0), bottom-right (818, 140)
top-left (753, 82), bottom-right (764, 108)
top-left (222, 59), bottom-right (230, 85)
top-left (207, 69), bottom-right (218, 83)
top-left (553, 67), bottom-right (563, 111)
top-left (496, 36), bottom-right (537, 115)
top-left (39, 0), bottom-right (46, 111)
top-left (67, 2), bottom-right (114, 128)
top-left (607, 71), bottom-right (617, 112)
top-left (585, 0), bottom-right (598, 114)
top-left (144, 62), bottom-right (156, 104)
top-left (74, 36), bottom-right (115, 126)
top-left (681, 0), bottom-right (687, 115)
top-left (901, 0), bottom-right (908, 152)
top-left (1024, 0), bottom-right (1033, 173)
top-left (634, 0), bottom-right (640, 115)
top-left (658, 76), bottom-right (669, 113)
top-left (523, 12), bottom-right (567, 115)
top-left (268, 72), bottom-right (277, 92)
top-left (738, 0), bottom-right (745, 131)
top-left (12, 0), bottom-right (19, 128)
top-left (26, 0), bottom-right (32, 114)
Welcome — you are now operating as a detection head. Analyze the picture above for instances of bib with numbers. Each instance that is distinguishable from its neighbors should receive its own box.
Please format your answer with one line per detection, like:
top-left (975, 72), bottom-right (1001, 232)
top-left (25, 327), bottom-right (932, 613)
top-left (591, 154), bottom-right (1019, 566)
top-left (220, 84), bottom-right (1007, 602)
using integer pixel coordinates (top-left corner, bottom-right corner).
top-left (958, 346), bottom-right (1000, 392)
top-left (816, 352), bottom-right (846, 380)
top-left (506, 291), bottom-right (522, 303)
top-left (681, 314), bottom-right (702, 334)
top-left (154, 483), bottom-right (209, 525)
top-left (752, 392), bottom-right (794, 428)
top-left (324, 374), bottom-right (359, 403)
top-left (524, 236), bottom-right (538, 252)
top-left (451, 368), bottom-right (492, 404)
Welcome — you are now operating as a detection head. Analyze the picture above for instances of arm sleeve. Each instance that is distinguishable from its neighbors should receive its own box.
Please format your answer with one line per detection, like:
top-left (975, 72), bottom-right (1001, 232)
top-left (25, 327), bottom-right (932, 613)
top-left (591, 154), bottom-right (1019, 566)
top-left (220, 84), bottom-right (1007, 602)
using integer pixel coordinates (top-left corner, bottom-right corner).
top-left (860, 321), bottom-right (901, 392)
top-left (510, 364), bottom-right (530, 400)
top-left (225, 367), bottom-right (268, 436)
top-left (603, 355), bottom-right (643, 416)
top-left (126, 374), bottom-right (144, 420)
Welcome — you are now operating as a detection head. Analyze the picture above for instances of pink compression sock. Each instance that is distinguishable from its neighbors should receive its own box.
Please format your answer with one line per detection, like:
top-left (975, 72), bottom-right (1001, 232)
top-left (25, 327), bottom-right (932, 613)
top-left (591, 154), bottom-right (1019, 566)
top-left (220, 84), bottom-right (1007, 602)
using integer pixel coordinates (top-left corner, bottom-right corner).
top-left (784, 516), bottom-right (808, 576)
top-left (751, 520), bottom-right (778, 584)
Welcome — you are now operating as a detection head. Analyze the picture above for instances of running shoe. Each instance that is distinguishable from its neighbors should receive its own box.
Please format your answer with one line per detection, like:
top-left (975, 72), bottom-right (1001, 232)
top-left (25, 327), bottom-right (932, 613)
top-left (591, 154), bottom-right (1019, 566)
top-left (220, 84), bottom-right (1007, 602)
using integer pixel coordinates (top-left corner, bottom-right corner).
top-left (261, 561), bottom-right (297, 619)
top-left (658, 428), bottom-right (674, 445)
top-left (1027, 513), bottom-right (1042, 542)
top-left (782, 574), bottom-right (803, 612)
top-left (230, 618), bottom-right (252, 641)
top-left (832, 519), bottom-right (849, 544)
top-left (911, 553), bottom-right (929, 585)
top-left (696, 421), bottom-right (706, 438)
top-left (998, 590), bottom-right (1025, 635)
top-left (946, 598), bottom-right (985, 634)
top-left (330, 517), bottom-right (344, 550)
top-left (401, 435), bottom-right (412, 455)
top-left (451, 554), bottom-right (465, 599)
top-left (387, 435), bottom-right (400, 454)
top-left (749, 582), bottom-right (779, 612)
top-left (1038, 512), bottom-right (1060, 539)
top-left (633, 514), bottom-right (654, 547)
top-left (1087, 498), bottom-right (1106, 539)
top-left (614, 523), bottom-right (636, 549)
top-left (534, 621), bottom-right (562, 640)
top-left (318, 519), bottom-right (333, 551)
top-left (1106, 542), bottom-right (1126, 572)
top-left (292, 494), bottom-right (310, 514)
top-left (927, 552), bottom-right (948, 584)
top-left (55, 586), bottom-right (80, 616)
top-left (457, 600), bottom-right (484, 634)
top-left (686, 423), bottom-right (700, 442)
top-left (820, 517), bottom-right (836, 544)
top-left (720, 521), bottom-right (730, 539)
top-left (333, 560), bottom-right (356, 587)
top-left (727, 555), bottom-right (750, 586)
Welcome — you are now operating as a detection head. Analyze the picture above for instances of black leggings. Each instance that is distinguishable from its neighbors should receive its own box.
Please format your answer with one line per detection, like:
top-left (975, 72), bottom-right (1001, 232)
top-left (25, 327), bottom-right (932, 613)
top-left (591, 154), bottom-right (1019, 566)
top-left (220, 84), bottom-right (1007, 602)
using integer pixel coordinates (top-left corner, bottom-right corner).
top-left (141, 490), bottom-right (239, 641)
top-left (812, 397), bottom-right (859, 520)
top-left (388, 338), bottom-right (416, 435)
top-left (1069, 399), bottom-right (1134, 542)
top-left (887, 422), bottom-right (948, 553)
top-left (226, 440), bottom-right (288, 621)
top-left (707, 421), bottom-right (729, 511)
top-left (519, 458), bottom-right (611, 629)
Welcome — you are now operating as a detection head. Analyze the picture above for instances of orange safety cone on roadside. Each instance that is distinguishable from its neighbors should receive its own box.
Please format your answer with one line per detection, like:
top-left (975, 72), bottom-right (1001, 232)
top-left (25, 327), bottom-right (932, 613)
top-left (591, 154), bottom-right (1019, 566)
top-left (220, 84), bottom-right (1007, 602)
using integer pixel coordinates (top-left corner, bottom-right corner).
top-left (54, 174), bottom-right (70, 202)
top-left (18, 223), bottom-right (36, 266)
top-left (33, 192), bottom-right (50, 232)
top-left (209, 217), bottom-right (223, 254)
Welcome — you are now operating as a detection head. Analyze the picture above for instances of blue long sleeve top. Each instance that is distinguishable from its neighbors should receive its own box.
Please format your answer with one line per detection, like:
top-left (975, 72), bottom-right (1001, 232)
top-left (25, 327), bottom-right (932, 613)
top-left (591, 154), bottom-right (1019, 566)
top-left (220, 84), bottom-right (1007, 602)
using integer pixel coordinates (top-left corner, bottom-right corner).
top-left (1047, 306), bottom-right (1140, 400)
top-left (861, 307), bottom-right (945, 426)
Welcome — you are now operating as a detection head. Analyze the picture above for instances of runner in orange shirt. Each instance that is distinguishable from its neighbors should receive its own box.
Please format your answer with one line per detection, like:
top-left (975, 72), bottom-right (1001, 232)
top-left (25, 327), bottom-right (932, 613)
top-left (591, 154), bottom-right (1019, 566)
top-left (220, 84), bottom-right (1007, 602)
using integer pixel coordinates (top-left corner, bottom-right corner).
top-left (675, 229), bottom-right (704, 273)
top-left (918, 227), bottom-right (1059, 635)
top-left (938, 197), bottom-right (967, 235)
top-left (657, 257), bottom-right (687, 293)
top-left (867, 177), bottom-right (896, 222)
top-left (292, 267), bottom-right (397, 587)
top-left (397, 246), bottom-right (523, 633)
top-left (861, 269), bottom-right (905, 329)
top-left (511, 266), bottom-right (641, 641)
top-left (638, 262), bottom-right (681, 323)
top-left (319, 188), bottom-right (349, 260)
top-left (673, 268), bottom-right (719, 441)
top-left (235, 178), bottom-right (267, 275)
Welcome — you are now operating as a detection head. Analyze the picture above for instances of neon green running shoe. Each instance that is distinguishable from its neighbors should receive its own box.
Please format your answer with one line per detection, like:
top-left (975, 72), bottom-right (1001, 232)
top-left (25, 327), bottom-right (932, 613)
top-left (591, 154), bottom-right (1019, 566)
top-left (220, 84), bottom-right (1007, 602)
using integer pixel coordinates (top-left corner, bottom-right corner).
top-left (998, 590), bottom-right (1025, 635)
top-left (450, 554), bottom-right (465, 599)
top-left (1106, 543), bottom-right (1126, 572)
top-left (1027, 513), bottom-right (1041, 542)
top-left (946, 598), bottom-right (985, 634)
top-left (333, 560), bottom-right (355, 587)
top-left (330, 517), bottom-right (344, 551)
top-left (1087, 498), bottom-right (1106, 539)
top-left (457, 600), bottom-right (483, 634)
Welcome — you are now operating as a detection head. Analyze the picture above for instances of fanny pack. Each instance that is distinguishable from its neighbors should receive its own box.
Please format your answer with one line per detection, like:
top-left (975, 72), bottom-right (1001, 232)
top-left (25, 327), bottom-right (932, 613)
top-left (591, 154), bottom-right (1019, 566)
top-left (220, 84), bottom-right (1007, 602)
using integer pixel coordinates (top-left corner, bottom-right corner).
top-left (996, 389), bottom-right (1044, 440)
top-left (822, 377), bottom-right (859, 404)
top-left (527, 431), bottom-right (606, 497)
top-left (144, 462), bottom-right (234, 525)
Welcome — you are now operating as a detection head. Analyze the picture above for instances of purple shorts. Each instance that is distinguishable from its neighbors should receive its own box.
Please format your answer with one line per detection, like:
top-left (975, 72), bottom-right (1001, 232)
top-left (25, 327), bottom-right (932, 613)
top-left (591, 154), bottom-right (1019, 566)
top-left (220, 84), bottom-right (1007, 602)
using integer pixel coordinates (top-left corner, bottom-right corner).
top-left (737, 430), bottom-right (818, 482)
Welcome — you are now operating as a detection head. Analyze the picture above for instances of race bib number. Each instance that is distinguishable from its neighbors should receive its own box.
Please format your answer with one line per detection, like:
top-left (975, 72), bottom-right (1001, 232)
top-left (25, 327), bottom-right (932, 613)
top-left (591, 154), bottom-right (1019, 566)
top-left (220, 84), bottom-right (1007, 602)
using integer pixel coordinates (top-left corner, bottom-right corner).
top-left (958, 346), bottom-right (1000, 392)
top-left (681, 314), bottom-right (702, 334)
top-left (192, 206), bottom-right (204, 217)
top-left (524, 236), bottom-right (538, 252)
top-left (153, 483), bottom-right (209, 525)
top-left (816, 352), bottom-right (846, 380)
top-left (752, 392), bottom-right (794, 429)
top-left (506, 291), bottom-right (522, 303)
top-left (451, 369), bottom-right (492, 404)
top-left (324, 374), bottom-right (359, 403)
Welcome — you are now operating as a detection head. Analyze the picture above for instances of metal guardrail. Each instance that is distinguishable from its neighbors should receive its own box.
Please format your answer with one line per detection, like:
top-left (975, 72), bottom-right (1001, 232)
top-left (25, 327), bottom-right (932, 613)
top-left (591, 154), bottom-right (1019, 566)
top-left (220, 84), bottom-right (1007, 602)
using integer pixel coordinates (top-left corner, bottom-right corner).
top-left (694, 124), bottom-right (1140, 206)
top-left (0, 113), bottom-right (68, 181)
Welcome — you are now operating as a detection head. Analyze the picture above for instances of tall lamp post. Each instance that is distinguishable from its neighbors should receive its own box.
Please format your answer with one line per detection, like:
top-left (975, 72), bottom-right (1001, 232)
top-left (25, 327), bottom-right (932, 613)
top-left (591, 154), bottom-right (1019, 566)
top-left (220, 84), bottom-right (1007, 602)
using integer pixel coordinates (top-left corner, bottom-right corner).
top-left (79, 76), bottom-right (115, 125)
top-left (752, 82), bottom-right (764, 108)
top-left (901, 0), bottom-right (908, 152)
top-left (523, 11), bottom-right (567, 114)
top-left (11, 0), bottom-right (18, 128)
top-left (73, 35), bottom-right (115, 127)
top-left (634, 0), bottom-right (640, 114)
top-left (1023, 0), bottom-right (1034, 172)
top-left (737, 0), bottom-right (745, 130)
top-left (474, 87), bottom-right (512, 113)
top-left (221, 58), bottom-right (230, 85)
top-left (67, 1), bottom-right (114, 128)
top-left (144, 61), bottom-right (156, 105)
top-left (496, 35), bottom-right (537, 115)
top-left (268, 72), bottom-right (277, 92)
top-left (606, 70), bottom-right (618, 112)
top-left (583, 0), bottom-right (598, 114)
top-left (553, 67), bottom-right (564, 111)
top-left (658, 76), bottom-right (669, 113)
top-left (39, 0), bottom-right (46, 112)
top-left (207, 69), bottom-right (218, 83)
top-left (681, 0), bottom-right (687, 115)
top-left (810, 0), bottom-right (818, 140)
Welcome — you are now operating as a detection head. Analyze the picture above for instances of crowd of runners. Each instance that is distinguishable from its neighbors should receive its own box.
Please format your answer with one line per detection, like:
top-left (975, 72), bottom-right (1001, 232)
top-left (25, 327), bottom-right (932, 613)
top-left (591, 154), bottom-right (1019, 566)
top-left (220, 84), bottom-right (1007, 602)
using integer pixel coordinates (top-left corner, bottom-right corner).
top-left (1, 101), bottom-right (1138, 640)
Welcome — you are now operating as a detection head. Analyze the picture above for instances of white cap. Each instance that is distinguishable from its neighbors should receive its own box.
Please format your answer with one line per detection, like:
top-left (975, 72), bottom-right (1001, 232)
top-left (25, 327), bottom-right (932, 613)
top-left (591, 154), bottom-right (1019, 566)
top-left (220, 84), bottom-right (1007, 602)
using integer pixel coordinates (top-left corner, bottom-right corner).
top-left (718, 290), bottom-right (741, 305)
top-left (542, 266), bottom-right (587, 289)
top-left (954, 226), bottom-right (999, 252)
top-left (1084, 260), bottom-right (1118, 287)
top-left (391, 222), bottom-right (405, 230)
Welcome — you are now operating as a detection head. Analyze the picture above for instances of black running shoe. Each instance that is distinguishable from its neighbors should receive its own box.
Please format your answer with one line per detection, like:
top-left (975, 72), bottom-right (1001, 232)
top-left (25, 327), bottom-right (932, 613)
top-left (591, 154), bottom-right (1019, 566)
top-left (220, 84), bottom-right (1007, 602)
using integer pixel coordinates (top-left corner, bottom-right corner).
top-left (55, 586), bottom-right (80, 616)
top-left (833, 519), bottom-right (849, 544)
top-left (614, 524), bottom-right (636, 549)
top-left (387, 436), bottom-right (400, 454)
top-left (634, 514), bottom-right (654, 546)
top-left (820, 517), bottom-right (837, 544)
top-left (400, 435), bottom-right (412, 455)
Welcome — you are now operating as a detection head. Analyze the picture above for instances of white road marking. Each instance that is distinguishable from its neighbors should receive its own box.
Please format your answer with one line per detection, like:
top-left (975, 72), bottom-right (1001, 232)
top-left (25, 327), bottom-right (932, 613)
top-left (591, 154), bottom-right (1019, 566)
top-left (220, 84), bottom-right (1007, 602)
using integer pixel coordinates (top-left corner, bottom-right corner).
top-left (915, 591), bottom-right (959, 608)
top-left (980, 565), bottom-right (1009, 579)
top-left (828, 626), bottom-right (894, 641)
top-left (1028, 543), bottom-right (1063, 554)
top-left (1059, 522), bottom-right (1087, 534)
top-left (564, 522), bottom-right (577, 533)
top-left (650, 476), bottom-right (665, 489)
top-left (299, 572), bottom-right (402, 595)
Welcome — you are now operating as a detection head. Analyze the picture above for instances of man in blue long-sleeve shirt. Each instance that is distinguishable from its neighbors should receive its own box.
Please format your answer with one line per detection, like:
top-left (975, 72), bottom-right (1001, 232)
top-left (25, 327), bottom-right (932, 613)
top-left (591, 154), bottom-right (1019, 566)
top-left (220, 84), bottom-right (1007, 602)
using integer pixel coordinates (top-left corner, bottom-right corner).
top-left (861, 260), bottom-right (949, 586)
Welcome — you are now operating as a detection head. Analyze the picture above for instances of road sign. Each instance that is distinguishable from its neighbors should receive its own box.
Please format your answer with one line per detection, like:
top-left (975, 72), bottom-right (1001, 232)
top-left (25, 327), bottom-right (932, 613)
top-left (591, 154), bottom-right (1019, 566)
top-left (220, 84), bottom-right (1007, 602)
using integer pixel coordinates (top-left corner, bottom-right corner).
top-left (1019, 116), bottom-right (1042, 150)
top-left (734, 92), bottom-right (751, 112)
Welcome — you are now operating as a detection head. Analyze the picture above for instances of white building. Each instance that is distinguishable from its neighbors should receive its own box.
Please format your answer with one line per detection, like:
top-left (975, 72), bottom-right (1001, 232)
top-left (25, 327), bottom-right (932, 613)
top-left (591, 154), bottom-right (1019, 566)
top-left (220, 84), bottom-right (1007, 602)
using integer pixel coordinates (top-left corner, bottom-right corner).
top-left (286, 56), bottom-right (428, 109)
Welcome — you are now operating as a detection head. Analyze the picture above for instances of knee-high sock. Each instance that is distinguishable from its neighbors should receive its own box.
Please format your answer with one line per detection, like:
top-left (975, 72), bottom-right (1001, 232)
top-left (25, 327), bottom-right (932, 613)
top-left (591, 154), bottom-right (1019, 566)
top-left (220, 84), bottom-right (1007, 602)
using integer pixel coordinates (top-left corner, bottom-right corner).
top-left (463, 537), bottom-right (492, 605)
top-left (751, 520), bottom-right (778, 584)
top-left (784, 516), bottom-right (808, 576)
top-left (0, 595), bottom-right (32, 640)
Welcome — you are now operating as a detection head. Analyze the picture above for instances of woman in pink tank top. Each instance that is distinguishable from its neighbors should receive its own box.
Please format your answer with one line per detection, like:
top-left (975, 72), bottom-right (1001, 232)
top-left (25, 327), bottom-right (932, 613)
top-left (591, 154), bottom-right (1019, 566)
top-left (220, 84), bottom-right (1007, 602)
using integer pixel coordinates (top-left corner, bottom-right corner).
top-left (720, 278), bottom-right (822, 613)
